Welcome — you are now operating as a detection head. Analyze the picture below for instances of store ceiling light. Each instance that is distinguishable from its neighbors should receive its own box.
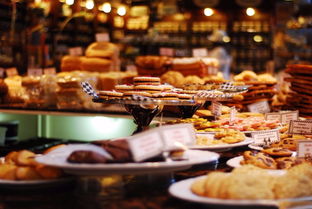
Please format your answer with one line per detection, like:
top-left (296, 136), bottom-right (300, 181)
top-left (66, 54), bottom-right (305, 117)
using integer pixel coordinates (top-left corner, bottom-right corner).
top-left (246, 7), bottom-right (255, 16)
top-left (86, 0), bottom-right (94, 10)
top-left (65, 0), bottom-right (74, 5)
top-left (117, 6), bottom-right (126, 16)
top-left (101, 2), bottom-right (111, 13)
top-left (204, 8), bottom-right (214, 16)
top-left (253, 35), bottom-right (263, 42)
top-left (223, 36), bottom-right (230, 43)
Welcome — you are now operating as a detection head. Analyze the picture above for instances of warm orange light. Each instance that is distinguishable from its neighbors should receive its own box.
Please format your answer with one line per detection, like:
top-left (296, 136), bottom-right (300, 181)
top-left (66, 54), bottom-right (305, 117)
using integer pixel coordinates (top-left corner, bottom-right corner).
top-left (117, 6), bottom-right (126, 16)
top-left (246, 7), bottom-right (255, 16)
top-left (100, 2), bottom-right (111, 13)
top-left (204, 8), bottom-right (214, 16)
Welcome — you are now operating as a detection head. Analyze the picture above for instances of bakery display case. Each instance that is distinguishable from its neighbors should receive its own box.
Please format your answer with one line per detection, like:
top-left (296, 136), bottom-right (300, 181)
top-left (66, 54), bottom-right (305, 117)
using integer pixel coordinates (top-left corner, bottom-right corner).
top-left (1, 1), bottom-right (312, 209)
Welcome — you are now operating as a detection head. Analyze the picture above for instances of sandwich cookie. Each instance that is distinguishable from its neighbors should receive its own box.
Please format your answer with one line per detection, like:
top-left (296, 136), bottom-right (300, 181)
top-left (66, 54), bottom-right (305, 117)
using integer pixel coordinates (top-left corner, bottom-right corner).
top-left (133, 76), bottom-right (161, 86)
top-left (134, 85), bottom-right (163, 94)
top-left (98, 91), bottom-right (123, 100)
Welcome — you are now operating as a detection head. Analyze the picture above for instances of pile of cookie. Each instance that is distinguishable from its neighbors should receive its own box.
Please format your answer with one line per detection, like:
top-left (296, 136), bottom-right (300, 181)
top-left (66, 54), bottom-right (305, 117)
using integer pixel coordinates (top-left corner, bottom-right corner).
top-left (284, 64), bottom-right (312, 118)
top-left (240, 150), bottom-right (304, 170)
top-left (223, 71), bottom-right (277, 110)
top-left (191, 163), bottom-right (312, 200)
top-left (196, 129), bottom-right (245, 146)
top-left (97, 76), bottom-right (234, 102)
top-left (166, 114), bottom-right (279, 132)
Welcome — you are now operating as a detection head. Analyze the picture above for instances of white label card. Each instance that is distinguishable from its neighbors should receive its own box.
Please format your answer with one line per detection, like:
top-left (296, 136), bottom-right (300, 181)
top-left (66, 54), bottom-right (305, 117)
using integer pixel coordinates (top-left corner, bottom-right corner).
top-left (126, 65), bottom-right (137, 72)
top-left (192, 48), bottom-right (208, 57)
top-left (0, 68), bottom-right (5, 78)
top-left (229, 107), bottom-right (237, 125)
top-left (160, 124), bottom-right (196, 151)
top-left (212, 101), bottom-right (222, 116)
top-left (265, 112), bottom-right (281, 122)
top-left (5, 68), bottom-right (18, 77)
top-left (69, 47), bottom-right (83, 56)
top-left (159, 48), bottom-right (175, 57)
top-left (297, 140), bottom-right (312, 158)
top-left (127, 130), bottom-right (164, 162)
top-left (27, 68), bottom-right (43, 77)
top-left (44, 68), bottom-right (56, 75)
top-left (281, 110), bottom-right (298, 124)
top-left (289, 120), bottom-right (312, 135)
top-left (251, 129), bottom-right (280, 145)
top-left (95, 33), bottom-right (110, 42)
top-left (248, 100), bottom-right (270, 113)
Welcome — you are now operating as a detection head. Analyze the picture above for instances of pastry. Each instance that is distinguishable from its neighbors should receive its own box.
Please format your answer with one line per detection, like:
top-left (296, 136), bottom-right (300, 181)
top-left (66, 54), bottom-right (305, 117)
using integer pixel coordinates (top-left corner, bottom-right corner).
top-left (275, 157), bottom-right (305, 169)
top-left (133, 76), bottom-right (161, 86)
top-left (85, 42), bottom-right (117, 58)
top-left (241, 151), bottom-right (277, 169)
top-left (160, 71), bottom-right (185, 87)
top-left (261, 148), bottom-right (293, 157)
top-left (134, 85), bottom-right (163, 93)
top-left (60, 55), bottom-right (83, 72)
top-left (67, 150), bottom-right (108, 164)
top-left (81, 57), bottom-right (112, 72)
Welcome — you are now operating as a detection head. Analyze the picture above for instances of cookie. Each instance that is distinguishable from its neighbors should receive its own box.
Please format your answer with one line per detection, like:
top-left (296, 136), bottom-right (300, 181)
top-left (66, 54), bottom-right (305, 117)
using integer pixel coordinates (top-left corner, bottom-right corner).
top-left (275, 157), bottom-right (305, 169)
top-left (242, 151), bottom-right (277, 169)
top-left (152, 92), bottom-right (178, 100)
top-left (133, 76), bottom-right (161, 86)
top-left (98, 91), bottom-right (123, 99)
top-left (114, 84), bottom-right (134, 92)
top-left (177, 93), bottom-right (193, 100)
top-left (279, 138), bottom-right (298, 151)
top-left (134, 85), bottom-right (163, 93)
top-left (123, 91), bottom-right (152, 98)
top-left (261, 148), bottom-right (293, 157)
top-left (226, 167), bottom-right (275, 199)
top-left (285, 64), bottom-right (312, 74)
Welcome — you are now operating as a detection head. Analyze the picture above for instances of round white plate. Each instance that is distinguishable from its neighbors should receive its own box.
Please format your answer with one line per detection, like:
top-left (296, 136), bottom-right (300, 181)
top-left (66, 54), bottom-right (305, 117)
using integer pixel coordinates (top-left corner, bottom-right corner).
top-left (36, 150), bottom-right (219, 175)
top-left (0, 177), bottom-right (75, 189)
top-left (226, 156), bottom-right (244, 168)
top-left (189, 138), bottom-right (254, 151)
top-left (169, 176), bottom-right (278, 207)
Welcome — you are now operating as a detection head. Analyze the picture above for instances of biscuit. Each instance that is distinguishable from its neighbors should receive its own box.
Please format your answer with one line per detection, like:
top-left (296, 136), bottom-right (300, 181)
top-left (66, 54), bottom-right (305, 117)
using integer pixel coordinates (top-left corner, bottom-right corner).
top-left (134, 85), bottom-right (163, 93)
top-left (190, 177), bottom-right (207, 196)
top-left (133, 76), bottom-right (161, 86)
top-left (177, 93), bottom-right (193, 100)
top-left (114, 85), bottom-right (134, 92)
top-left (152, 92), bottom-right (178, 100)
top-left (261, 148), bottom-right (293, 157)
top-left (123, 91), bottom-right (152, 98)
top-left (98, 91), bottom-right (123, 99)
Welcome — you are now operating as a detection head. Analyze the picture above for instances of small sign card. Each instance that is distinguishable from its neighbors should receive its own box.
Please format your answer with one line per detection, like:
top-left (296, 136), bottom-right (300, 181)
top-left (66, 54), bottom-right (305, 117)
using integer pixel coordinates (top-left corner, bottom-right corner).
top-left (159, 47), bottom-right (175, 57)
top-left (289, 120), bottom-right (312, 135)
top-left (265, 112), bottom-right (281, 122)
top-left (192, 48), bottom-right (208, 57)
top-left (0, 68), bottom-right (5, 78)
top-left (212, 101), bottom-right (222, 117)
top-left (5, 67), bottom-right (18, 77)
top-left (229, 106), bottom-right (237, 125)
top-left (126, 65), bottom-right (137, 72)
top-left (297, 140), bottom-right (312, 158)
top-left (248, 100), bottom-right (270, 113)
top-left (44, 67), bottom-right (56, 75)
top-left (160, 123), bottom-right (195, 151)
top-left (251, 129), bottom-right (280, 145)
top-left (281, 110), bottom-right (299, 124)
top-left (27, 68), bottom-right (43, 77)
top-left (69, 47), bottom-right (83, 56)
top-left (95, 33), bottom-right (110, 42)
top-left (127, 129), bottom-right (164, 162)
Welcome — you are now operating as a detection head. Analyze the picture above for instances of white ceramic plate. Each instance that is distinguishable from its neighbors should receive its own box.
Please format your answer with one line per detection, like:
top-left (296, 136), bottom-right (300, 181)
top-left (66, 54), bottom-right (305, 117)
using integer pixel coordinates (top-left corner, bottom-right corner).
top-left (226, 156), bottom-right (244, 168)
top-left (36, 149), bottom-right (219, 175)
top-left (0, 177), bottom-right (75, 189)
top-left (169, 176), bottom-right (278, 207)
top-left (169, 176), bottom-right (312, 207)
top-left (189, 138), bottom-right (254, 151)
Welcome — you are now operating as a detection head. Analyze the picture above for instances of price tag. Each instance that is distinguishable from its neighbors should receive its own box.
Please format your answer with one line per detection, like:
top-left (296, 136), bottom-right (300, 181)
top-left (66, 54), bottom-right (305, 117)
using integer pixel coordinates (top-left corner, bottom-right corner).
top-left (175, 49), bottom-right (188, 57)
top-left (126, 65), bottom-right (137, 72)
top-left (127, 130), bottom-right (164, 162)
top-left (0, 68), bottom-right (5, 78)
top-left (212, 101), bottom-right (222, 116)
top-left (289, 120), bottom-right (312, 135)
top-left (247, 100), bottom-right (270, 113)
top-left (265, 112), bottom-right (281, 122)
top-left (159, 48), bottom-right (175, 57)
top-left (95, 33), bottom-right (110, 42)
top-left (281, 110), bottom-right (299, 124)
top-left (297, 140), bottom-right (312, 158)
top-left (5, 67), bottom-right (18, 77)
top-left (229, 106), bottom-right (237, 125)
top-left (251, 129), bottom-right (280, 145)
top-left (68, 47), bottom-right (83, 56)
top-left (43, 67), bottom-right (56, 75)
top-left (192, 48), bottom-right (208, 57)
top-left (27, 68), bottom-right (43, 77)
top-left (160, 124), bottom-right (196, 151)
